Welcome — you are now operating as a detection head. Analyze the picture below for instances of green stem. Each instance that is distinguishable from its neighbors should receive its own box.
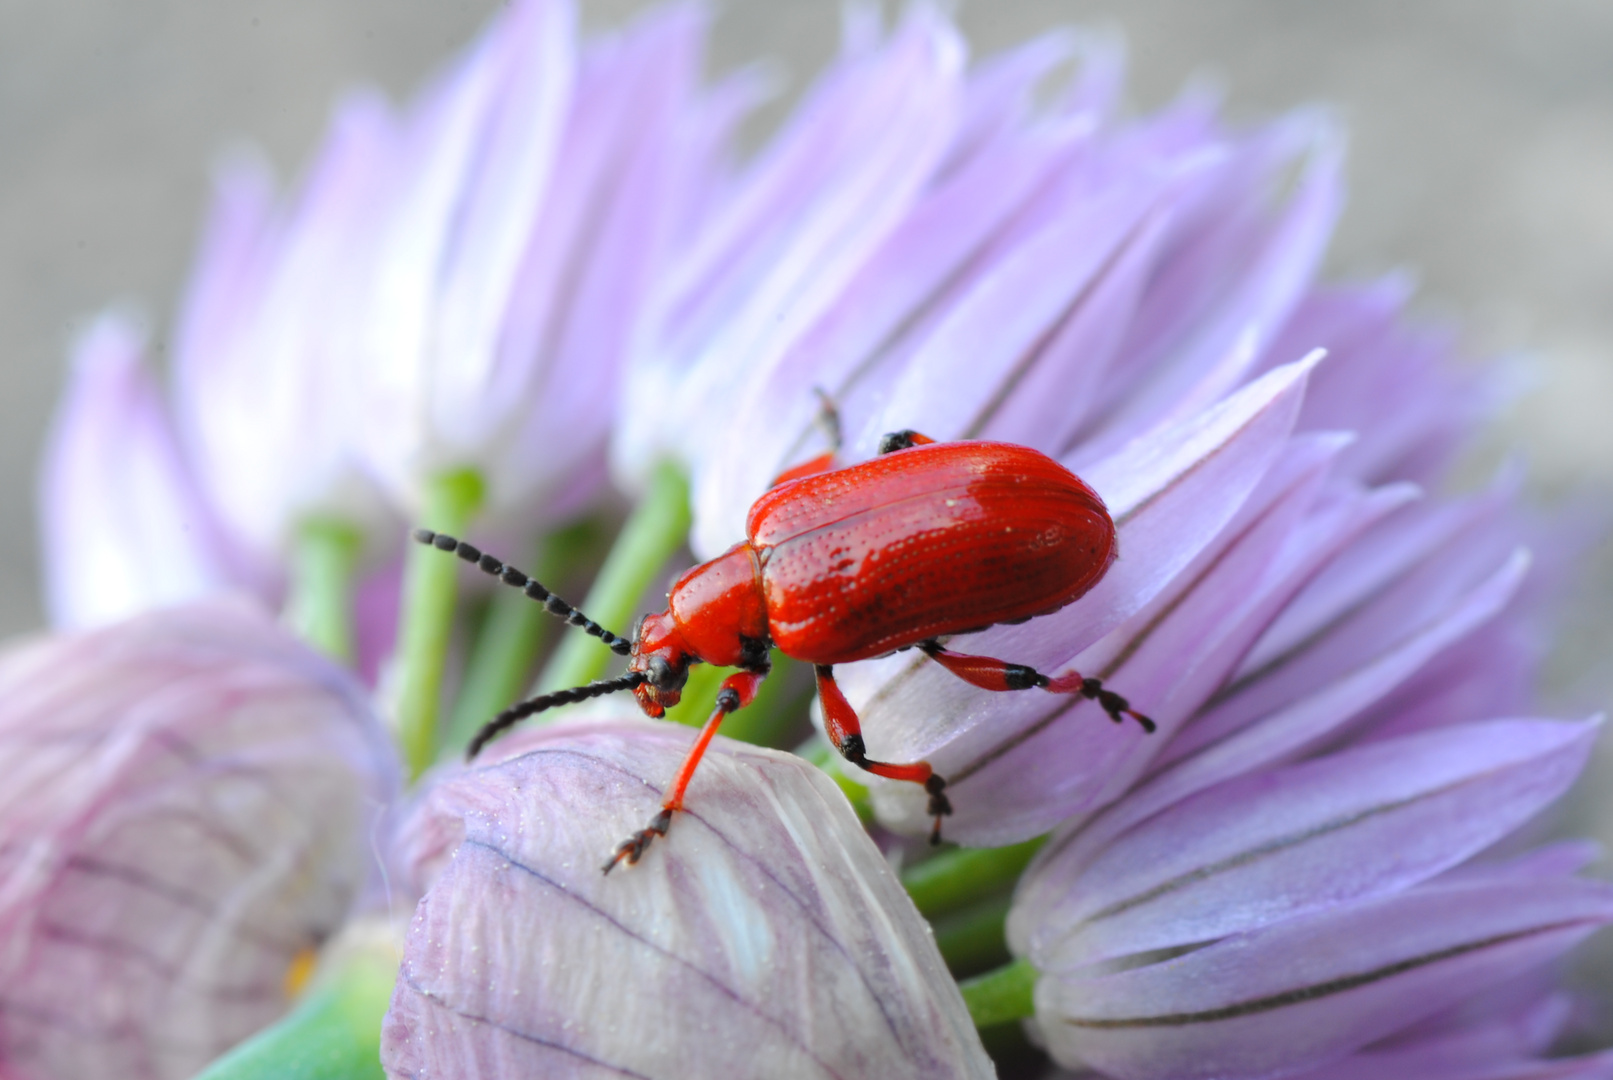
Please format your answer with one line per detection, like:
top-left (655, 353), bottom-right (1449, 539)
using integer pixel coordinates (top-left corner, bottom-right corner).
top-left (537, 461), bottom-right (690, 695)
top-left (958, 956), bottom-right (1038, 1028)
top-left (442, 518), bottom-right (604, 759)
top-left (394, 468), bottom-right (486, 781)
top-left (284, 518), bottom-right (364, 662)
top-left (931, 892), bottom-right (1013, 978)
top-left (192, 923), bottom-right (399, 1080)
top-left (901, 836), bottom-right (1046, 919)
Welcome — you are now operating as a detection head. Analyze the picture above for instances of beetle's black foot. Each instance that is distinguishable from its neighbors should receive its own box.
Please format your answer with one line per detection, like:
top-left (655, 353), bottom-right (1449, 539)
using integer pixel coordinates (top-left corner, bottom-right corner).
top-left (925, 774), bottom-right (952, 845)
top-left (1077, 677), bottom-right (1156, 734)
top-left (603, 808), bottom-right (673, 874)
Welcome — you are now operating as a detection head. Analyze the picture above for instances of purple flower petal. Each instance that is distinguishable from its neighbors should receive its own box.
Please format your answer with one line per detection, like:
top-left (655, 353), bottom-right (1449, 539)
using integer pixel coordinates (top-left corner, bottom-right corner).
top-left (0, 603), bottom-right (397, 1080)
top-left (175, 95), bottom-right (397, 555)
top-left (40, 315), bottom-right (243, 628)
top-left (1021, 718), bottom-right (1597, 970)
top-left (1036, 876), bottom-right (1613, 1080)
top-left (382, 717), bottom-right (991, 1079)
top-left (1040, 546), bottom-right (1532, 881)
top-left (359, 0), bottom-right (578, 512)
top-left (1074, 117), bottom-right (1343, 462)
top-left (618, 8), bottom-right (966, 530)
top-left (495, 6), bottom-right (715, 518)
top-left (693, 112), bottom-right (1093, 553)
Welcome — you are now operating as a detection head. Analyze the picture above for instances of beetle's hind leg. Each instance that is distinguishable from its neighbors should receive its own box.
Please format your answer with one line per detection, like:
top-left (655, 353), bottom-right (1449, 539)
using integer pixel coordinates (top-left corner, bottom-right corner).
top-left (815, 665), bottom-right (952, 844)
top-left (877, 430), bottom-right (936, 454)
top-left (919, 641), bottom-right (1155, 733)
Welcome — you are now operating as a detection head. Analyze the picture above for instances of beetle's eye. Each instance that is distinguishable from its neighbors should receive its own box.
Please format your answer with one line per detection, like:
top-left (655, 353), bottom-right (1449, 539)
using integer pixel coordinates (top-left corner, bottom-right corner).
top-left (647, 656), bottom-right (673, 688)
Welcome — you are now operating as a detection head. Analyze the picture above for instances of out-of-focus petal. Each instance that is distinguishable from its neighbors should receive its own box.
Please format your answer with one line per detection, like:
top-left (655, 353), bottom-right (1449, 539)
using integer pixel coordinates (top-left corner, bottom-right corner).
top-left (358, 0), bottom-right (577, 514)
top-left (0, 603), bottom-right (398, 1080)
top-left (492, 4), bottom-right (715, 520)
top-left (1035, 876), bottom-right (1613, 1080)
top-left (175, 96), bottom-right (397, 556)
top-left (39, 315), bottom-right (242, 628)
top-left (382, 717), bottom-right (992, 1079)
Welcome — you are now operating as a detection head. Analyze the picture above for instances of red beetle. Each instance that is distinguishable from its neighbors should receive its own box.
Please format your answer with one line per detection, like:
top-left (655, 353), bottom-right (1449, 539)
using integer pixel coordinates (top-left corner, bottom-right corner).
top-left (417, 429), bottom-right (1151, 872)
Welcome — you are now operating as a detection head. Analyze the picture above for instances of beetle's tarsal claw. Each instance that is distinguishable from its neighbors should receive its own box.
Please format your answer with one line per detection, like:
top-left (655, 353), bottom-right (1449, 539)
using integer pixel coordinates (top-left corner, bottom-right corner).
top-left (924, 774), bottom-right (952, 845)
top-left (601, 808), bottom-right (674, 874)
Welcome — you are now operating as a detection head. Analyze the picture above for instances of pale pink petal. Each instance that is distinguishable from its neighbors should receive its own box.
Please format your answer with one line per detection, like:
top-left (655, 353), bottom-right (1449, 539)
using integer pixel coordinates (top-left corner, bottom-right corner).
top-left (0, 603), bottom-right (397, 1080)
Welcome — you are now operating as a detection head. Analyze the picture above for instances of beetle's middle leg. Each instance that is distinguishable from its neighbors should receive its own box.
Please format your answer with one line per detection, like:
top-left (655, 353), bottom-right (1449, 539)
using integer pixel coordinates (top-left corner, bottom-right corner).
top-left (815, 664), bottom-right (952, 844)
top-left (920, 641), bottom-right (1156, 733)
top-left (604, 667), bottom-right (769, 873)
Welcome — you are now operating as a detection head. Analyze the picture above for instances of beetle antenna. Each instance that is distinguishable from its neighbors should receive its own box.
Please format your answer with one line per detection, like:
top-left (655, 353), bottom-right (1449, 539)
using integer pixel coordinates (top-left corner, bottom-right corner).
top-left (413, 529), bottom-right (633, 656)
top-left (467, 672), bottom-right (648, 759)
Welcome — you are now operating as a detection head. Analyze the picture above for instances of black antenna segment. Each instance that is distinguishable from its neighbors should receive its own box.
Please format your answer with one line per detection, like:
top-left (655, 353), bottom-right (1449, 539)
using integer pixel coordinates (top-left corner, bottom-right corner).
top-left (412, 529), bottom-right (633, 656)
top-left (466, 672), bottom-right (647, 759)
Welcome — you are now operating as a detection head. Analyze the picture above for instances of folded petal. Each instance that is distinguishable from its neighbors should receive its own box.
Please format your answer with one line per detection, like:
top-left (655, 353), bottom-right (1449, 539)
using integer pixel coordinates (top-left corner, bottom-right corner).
top-left (383, 717), bottom-right (991, 1079)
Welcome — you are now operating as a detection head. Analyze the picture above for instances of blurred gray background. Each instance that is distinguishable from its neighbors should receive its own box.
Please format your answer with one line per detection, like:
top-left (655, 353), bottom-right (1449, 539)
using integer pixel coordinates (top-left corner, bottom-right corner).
top-left (3, 0), bottom-right (1612, 994)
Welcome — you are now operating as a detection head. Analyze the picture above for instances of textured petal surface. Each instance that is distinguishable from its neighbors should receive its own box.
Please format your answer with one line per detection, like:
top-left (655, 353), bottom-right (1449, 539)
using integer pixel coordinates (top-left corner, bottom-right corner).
top-left (0, 603), bottom-right (398, 1080)
top-left (382, 717), bottom-right (991, 1080)
top-left (1023, 719), bottom-right (1597, 970)
top-left (1037, 877), bottom-right (1613, 1080)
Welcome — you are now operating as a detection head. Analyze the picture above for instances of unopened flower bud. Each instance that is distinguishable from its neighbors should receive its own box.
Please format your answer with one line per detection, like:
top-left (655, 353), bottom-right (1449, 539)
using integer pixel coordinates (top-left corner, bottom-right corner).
top-left (0, 603), bottom-right (398, 1080)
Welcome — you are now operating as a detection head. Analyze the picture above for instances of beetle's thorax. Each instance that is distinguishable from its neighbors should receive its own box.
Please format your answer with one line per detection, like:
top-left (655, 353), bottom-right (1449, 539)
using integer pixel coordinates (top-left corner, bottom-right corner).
top-left (628, 542), bottom-right (770, 717)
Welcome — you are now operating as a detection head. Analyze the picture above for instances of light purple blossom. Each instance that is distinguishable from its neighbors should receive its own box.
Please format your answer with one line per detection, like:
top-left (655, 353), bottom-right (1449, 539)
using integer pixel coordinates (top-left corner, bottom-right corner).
top-left (171, 105), bottom-right (392, 560)
top-left (39, 314), bottom-right (246, 629)
top-left (382, 715), bottom-right (993, 1079)
top-left (0, 602), bottom-right (397, 1080)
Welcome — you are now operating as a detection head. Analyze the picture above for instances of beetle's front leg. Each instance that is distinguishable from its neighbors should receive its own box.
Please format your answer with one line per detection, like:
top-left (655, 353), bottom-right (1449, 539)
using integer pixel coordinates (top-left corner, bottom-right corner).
top-left (603, 667), bottom-right (769, 873)
top-left (815, 664), bottom-right (952, 844)
top-left (919, 641), bottom-right (1155, 733)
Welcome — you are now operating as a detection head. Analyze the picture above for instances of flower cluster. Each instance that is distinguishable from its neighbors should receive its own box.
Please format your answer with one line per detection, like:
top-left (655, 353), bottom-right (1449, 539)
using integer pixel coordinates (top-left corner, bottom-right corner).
top-left (15, 2), bottom-right (1611, 1079)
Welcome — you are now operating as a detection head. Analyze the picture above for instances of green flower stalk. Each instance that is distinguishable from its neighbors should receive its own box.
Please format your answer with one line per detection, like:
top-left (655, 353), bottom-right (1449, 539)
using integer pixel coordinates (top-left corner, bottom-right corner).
top-left (442, 517), bottom-right (605, 758)
top-left (285, 517), bottom-right (365, 662)
top-left (394, 468), bottom-right (485, 780)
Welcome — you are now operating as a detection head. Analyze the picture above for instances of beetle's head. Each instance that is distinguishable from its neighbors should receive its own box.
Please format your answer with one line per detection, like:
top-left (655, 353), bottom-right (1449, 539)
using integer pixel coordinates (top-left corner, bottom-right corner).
top-left (627, 611), bottom-right (693, 717)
